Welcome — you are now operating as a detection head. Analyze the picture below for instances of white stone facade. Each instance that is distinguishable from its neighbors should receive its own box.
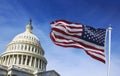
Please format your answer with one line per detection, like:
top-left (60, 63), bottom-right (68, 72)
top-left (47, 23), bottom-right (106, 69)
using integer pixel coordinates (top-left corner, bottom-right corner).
top-left (0, 20), bottom-right (60, 76)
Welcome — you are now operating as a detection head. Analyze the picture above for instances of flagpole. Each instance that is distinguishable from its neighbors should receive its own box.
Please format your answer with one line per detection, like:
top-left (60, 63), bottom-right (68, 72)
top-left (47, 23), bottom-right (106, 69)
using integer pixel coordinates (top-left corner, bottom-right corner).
top-left (107, 24), bottom-right (112, 76)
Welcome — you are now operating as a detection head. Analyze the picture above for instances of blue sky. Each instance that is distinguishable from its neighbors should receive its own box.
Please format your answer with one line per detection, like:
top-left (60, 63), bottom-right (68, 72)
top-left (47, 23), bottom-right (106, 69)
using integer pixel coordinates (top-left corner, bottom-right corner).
top-left (0, 0), bottom-right (120, 76)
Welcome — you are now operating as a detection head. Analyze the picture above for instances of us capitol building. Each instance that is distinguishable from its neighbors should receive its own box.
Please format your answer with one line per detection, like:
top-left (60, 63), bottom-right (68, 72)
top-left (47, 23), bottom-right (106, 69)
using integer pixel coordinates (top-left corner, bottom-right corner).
top-left (0, 20), bottom-right (60, 76)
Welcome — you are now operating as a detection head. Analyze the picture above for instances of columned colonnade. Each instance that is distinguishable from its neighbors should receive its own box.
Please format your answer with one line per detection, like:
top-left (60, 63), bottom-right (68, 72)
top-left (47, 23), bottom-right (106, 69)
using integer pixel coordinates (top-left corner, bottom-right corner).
top-left (0, 54), bottom-right (46, 71)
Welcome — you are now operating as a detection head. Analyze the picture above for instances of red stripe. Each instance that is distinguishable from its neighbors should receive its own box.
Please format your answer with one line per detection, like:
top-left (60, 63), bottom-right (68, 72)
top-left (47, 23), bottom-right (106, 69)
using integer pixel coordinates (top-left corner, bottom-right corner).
top-left (53, 40), bottom-right (105, 58)
top-left (52, 28), bottom-right (81, 39)
top-left (53, 22), bottom-right (82, 30)
top-left (50, 32), bottom-right (79, 48)
top-left (85, 51), bottom-right (105, 63)
top-left (55, 20), bottom-right (82, 25)
top-left (51, 21), bottom-right (105, 52)
top-left (77, 41), bottom-right (104, 52)
top-left (50, 20), bottom-right (106, 63)
top-left (55, 23), bottom-right (82, 29)
top-left (67, 25), bottom-right (82, 29)
top-left (50, 33), bottom-right (105, 63)
top-left (51, 32), bottom-right (104, 52)
top-left (55, 42), bottom-right (81, 48)
top-left (52, 26), bottom-right (82, 34)
top-left (88, 51), bottom-right (105, 57)
top-left (56, 20), bottom-right (73, 24)
top-left (52, 40), bottom-right (105, 63)
top-left (51, 36), bottom-right (82, 49)
top-left (53, 33), bottom-right (72, 41)
top-left (55, 42), bottom-right (105, 62)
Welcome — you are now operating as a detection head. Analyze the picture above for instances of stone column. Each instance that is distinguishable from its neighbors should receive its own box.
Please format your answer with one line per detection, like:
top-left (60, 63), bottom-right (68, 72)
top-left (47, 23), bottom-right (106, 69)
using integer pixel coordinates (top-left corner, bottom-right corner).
top-left (2, 57), bottom-right (4, 64)
top-left (16, 55), bottom-right (19, 64)
top-left (9, 55), bottom-right (11, 65)
top-left (6, 56), bottom-right (8, 65)
top-left (10, 55), bottom-right (13, 65)
top-left (13, 55), bottom-right (15, 64)
top-left (4, 56), bottom-right (7, 65)
top-left (38, 59), bottom-right (40, 69)
top-left (34, 57), bottom-right (36, 68)
top-left (1, 57), bottom-right (3, 64)
top-left (34, 47), bottom-right (35, 52)
top-left (7, 55), bottom-right (10, 65)
top-left (25, 55), bottom-right (28, 65)
top-left (29, 56), bottom-right (32, 66)
top-left (30, 46), bottom-right (32, 52)
top-left (26, 45), bottom-right (28, 51)
top-left (21, 55), bottom-right (23, 64)
top-left (19, 44), bottom-right (21, 50)
top-left (23, 45), bottom-right (25, 50)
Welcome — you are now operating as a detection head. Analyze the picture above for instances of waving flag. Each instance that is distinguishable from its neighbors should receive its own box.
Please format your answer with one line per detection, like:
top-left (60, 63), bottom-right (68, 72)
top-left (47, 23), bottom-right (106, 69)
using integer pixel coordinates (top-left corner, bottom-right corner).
top-left (50, 20), bottom-right (106, 63)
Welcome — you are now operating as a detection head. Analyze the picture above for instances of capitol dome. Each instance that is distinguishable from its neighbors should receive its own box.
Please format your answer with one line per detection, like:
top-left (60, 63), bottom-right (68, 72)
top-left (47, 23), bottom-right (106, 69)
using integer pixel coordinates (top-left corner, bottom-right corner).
top-left (10, 24), bottom-right (40, 47)
top-left (0, 20), bottom-right (47, 72)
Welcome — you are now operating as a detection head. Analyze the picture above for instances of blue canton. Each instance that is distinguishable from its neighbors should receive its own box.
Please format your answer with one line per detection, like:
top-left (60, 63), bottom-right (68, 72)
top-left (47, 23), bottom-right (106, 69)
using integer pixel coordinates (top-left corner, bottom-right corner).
top-left (81, 25), bottom-right (106, 46)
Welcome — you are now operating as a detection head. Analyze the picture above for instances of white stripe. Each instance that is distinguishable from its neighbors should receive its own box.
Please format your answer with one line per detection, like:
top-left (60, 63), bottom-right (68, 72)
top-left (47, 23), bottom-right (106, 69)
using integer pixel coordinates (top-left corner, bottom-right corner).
top-left (55, 42), bottom-right (105, 60)
top-left (52, 30), bottom-right (105, 49)
top-left (88, 50), bottom-right (104, 55)
top-left (54, 21), bottom-right (82, 27)
top-left (54, 40), bottom-right (104, 56)
top-left (52, 34), bottom-right (105, 60)
top-left (52, 33), bottom-right (104, 55)
top-left (52, 25), bottom-right (82, 36)
top-left (51, 32), bottom-right (74, 43)
top-left (87, 51), bottom-right (105, 61)
top-left (51, 23), bottom-right (83, 32)
top-left (56, 42), bottom-right (104, 55)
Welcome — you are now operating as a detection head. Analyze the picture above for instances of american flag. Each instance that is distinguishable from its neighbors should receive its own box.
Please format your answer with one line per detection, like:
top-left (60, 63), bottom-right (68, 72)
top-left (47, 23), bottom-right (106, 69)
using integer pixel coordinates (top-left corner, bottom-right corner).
top-left (50, 20), bottom-right (106, 63)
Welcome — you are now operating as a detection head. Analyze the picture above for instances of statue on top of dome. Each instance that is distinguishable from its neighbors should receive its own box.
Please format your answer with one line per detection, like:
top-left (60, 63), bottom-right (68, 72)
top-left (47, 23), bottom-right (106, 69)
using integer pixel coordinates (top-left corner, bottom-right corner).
top-left (26, 18), bottom-right (33, 33)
